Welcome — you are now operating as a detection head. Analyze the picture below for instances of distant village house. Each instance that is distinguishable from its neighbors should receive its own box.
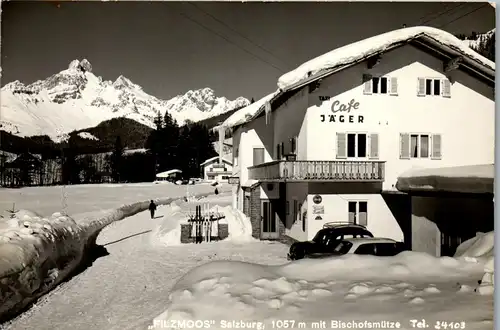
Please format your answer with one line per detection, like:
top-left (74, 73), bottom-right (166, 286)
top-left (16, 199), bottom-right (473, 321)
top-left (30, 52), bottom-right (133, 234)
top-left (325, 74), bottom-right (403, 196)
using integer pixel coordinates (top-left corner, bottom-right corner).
top-left (201, 156), bottom-right (233, 182)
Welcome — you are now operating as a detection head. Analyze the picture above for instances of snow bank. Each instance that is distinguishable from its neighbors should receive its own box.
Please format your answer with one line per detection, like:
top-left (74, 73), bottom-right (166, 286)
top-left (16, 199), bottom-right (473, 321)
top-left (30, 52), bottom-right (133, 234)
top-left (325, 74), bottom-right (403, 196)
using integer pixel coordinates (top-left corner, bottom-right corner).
top-left (396, 164), bottom-right (494, 194)
top-left (454, 232), bottom-right (494, 260)
top-left (454, 232), bottom-right (494, 296)
top-left (151, 202), bottom-right (187, 246)
top-left (218, 206), bottom-right (255, 243)
top-left (219, 90), bottom-right (279, 130)
top-left (0, 191), bottom-right (216, 321)
top-left (153, 251), bottom-right (488, 329)
top-left (278, 26), bottom-right (495, 90)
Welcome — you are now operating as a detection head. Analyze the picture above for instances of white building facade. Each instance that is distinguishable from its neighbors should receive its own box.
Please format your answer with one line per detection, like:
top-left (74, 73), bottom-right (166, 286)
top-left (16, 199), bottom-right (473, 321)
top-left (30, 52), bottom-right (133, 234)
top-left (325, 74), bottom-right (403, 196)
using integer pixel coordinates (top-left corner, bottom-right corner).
top-left (201, 156), bottom-right (233, 182)
top-left (224, 27), bottom-right (495, 251)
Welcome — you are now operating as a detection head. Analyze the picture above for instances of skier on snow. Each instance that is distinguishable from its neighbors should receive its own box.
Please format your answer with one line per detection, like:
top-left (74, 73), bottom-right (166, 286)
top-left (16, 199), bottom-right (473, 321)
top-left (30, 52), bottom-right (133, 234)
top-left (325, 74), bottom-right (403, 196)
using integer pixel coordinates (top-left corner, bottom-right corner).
top-left (149, 200), bottom-right (157, 219)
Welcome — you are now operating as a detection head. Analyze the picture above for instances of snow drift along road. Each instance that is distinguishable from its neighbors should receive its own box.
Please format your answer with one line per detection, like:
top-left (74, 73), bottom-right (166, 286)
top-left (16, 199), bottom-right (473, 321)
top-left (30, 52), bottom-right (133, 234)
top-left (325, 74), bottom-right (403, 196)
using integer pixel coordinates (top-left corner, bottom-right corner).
top-left (0, 192), bottom-right (215, 322)
top-left (153, 252), bottom-right (489, 330)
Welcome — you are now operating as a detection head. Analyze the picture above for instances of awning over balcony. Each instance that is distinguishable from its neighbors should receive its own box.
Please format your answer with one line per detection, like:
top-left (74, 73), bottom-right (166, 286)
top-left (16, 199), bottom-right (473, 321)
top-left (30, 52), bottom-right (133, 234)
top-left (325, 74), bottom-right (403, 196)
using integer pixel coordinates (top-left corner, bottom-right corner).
top-left (248, 160), bottom-right (385, 182)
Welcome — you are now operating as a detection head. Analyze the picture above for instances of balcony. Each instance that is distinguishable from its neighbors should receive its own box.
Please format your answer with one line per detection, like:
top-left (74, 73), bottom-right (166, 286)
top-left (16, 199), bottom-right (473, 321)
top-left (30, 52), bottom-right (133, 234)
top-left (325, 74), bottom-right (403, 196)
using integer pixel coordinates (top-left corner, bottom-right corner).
top-left (248, 160), bottom-right (385, 182)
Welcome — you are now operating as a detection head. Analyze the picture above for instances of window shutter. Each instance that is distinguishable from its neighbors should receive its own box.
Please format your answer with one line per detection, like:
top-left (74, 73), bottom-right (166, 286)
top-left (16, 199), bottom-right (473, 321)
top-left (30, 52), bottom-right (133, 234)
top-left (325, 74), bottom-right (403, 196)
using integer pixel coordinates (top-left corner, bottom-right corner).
top-left (336, 133), bottom-right (347, 159)
top-left (363, 74), bottom-right (373, 95)
top-left (442, 79), bottom-right (451, 98)
top-left (253, 148), bottom-right (265, 166)
top-left (417, 78), bottom-right (426, 96)
top-left (400, 133), bottom-right (410, 159)
top-left (389, 77), bottom-right (398, 96)
top-left (290, 137), bottom-right (297, 154)
top-left (431, 134), bottom-right (442, 159)
top-left (369, 133), bottom-right (379, 159)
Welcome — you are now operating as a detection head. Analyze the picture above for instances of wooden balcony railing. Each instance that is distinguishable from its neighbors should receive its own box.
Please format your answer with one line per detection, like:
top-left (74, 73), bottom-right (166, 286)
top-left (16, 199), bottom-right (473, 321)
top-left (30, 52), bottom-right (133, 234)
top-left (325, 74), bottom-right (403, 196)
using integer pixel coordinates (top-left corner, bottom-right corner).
top-left (248, 160), bottom-right (385, 182)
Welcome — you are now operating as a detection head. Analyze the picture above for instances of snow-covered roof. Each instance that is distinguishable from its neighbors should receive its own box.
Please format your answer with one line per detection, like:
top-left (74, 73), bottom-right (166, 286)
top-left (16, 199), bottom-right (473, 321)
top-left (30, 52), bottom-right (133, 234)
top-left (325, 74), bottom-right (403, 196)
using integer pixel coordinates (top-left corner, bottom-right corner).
top-left (396, 164), bottom-right (494, 194)
top-left (124, 148), bottom-right (147, 155)
top-left (200, 156), bottom-right (232, 166)
top-left (156, 169), bottom-right (182, 178)
top-left (278, 26), bottom-right (495, 91)
top-left (220, 26), bottom-right (495, 132)
top-left (219, 90), bottom-right (280, 130)
top-left (241, 179), bottom-right (260, 188)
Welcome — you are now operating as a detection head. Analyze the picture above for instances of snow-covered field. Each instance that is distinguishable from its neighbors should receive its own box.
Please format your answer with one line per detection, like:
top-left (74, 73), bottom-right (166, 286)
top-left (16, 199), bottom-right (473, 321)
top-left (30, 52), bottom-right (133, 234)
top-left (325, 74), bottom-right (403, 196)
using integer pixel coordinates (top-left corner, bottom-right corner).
top-left (0, 182), bottom-right (223, 216)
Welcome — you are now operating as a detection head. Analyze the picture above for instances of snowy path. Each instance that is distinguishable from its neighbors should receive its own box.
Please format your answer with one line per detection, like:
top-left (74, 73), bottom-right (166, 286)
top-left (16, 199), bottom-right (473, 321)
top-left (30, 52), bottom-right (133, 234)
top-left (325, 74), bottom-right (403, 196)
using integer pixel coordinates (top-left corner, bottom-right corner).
top-left (3, 198), bottom-right (289, 330)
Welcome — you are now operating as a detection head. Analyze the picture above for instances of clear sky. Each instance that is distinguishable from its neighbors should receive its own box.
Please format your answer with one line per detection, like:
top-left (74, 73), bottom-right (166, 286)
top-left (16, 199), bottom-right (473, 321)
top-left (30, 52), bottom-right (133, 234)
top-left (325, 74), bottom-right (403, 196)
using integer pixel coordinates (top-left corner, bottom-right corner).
top-left (1, 1), bottom-right (495, 101)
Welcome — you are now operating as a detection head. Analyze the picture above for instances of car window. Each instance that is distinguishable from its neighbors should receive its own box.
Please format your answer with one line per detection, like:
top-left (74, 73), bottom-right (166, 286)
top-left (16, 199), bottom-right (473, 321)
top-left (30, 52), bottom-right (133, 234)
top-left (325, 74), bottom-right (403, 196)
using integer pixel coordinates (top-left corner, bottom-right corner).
top-left (374, 243), bottom-right (398, 256)
top-left (354, 243), bottom-right (376, 255)
top-left (312, 230), bottom-right (329, 243)
top-left (333, 241), bottom-right (353, 254)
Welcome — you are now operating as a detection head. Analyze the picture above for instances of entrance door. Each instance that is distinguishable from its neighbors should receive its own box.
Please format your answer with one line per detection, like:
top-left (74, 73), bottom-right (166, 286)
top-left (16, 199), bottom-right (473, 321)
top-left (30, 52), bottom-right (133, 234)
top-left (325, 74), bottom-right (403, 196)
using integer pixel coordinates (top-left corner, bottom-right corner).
top-left (261, 199), bottom-right (279, 239)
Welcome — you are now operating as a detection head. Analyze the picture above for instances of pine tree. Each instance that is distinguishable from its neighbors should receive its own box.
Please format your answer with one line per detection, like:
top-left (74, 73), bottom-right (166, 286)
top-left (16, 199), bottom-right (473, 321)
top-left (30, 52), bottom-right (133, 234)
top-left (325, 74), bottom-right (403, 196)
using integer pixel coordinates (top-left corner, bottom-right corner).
top-left (154, 112), bottom-right (164, 130)
top-left (160, 112), bottom-right (180, 170)
top-left (251, 97), bottom-right (255, 103)
top-left (109, 136), bottom-right (124, 182)
top-left (472, 32), bottom-right (495, 62)
top-left (61, 139), bottom-right (80, 185)
top-left (78, 155), bottom-right (98, 183)
top-left (179, 122), bottom-right (217, 178)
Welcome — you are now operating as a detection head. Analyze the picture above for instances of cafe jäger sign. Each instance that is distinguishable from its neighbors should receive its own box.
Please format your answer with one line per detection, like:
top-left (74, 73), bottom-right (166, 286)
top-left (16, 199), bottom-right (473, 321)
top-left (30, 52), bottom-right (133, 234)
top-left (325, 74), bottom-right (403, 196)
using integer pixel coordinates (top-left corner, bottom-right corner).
top-left (319, 96), bottom-right (364, 123)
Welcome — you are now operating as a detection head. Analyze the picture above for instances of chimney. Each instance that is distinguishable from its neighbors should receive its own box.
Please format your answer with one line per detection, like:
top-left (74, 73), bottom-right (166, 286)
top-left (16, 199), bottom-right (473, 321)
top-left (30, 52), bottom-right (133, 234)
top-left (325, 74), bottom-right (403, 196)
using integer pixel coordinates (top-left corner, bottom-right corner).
top-left (218, 126), bottom-right (224, 165)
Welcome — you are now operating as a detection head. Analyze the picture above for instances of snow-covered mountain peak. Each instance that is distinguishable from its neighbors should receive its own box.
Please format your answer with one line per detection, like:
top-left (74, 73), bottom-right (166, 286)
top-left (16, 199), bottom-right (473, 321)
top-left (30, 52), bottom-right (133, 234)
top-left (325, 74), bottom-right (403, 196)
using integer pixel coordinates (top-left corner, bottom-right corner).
top-left (113, 75), bottom-right (140, 90)
top-left (0, 60), bottom-right (250, 140)
top-left (67, 59), bottom-right (93, 73)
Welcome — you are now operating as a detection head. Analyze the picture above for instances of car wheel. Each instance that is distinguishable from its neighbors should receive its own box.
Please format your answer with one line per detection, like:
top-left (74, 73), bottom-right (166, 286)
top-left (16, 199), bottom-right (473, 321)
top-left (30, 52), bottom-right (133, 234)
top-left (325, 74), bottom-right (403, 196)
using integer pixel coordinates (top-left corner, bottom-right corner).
top-left (290, 244), bottom-right (305, 260)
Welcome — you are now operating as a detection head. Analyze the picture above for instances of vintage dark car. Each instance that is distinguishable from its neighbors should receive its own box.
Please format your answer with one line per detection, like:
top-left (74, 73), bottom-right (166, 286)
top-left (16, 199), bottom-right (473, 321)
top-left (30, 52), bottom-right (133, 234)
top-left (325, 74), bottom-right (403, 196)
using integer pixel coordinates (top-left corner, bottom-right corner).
top-left (287, 222), bottom-right (374, 260)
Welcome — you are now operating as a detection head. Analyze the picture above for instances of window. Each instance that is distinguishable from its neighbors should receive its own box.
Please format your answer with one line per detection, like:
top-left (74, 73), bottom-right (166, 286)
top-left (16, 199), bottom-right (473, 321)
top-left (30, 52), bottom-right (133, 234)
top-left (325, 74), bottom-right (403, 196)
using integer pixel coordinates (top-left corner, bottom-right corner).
top-left (375, 243), bottom-right (399, 256)
top-left (338, 133), bottom-right (378, 159)
top-left (372, 77), bottom-right (388, 94)
top-left (333, 241), bottom-right (353, 254)
top-left (253, 147), bottom-right (265, 166)
top-left (348, 201), bottom-right (368, 226)
top-left (346, 133), bottom-right (367, 158)
top-left (222, 176), bottom-right (229, 180)
top-left (363, 75), bottom-right (398, 95)
top-left (401, 133), bottom-right (441, 159)
top-left (418, 78), bottom-right (451, 97)
top-left (354, 243), bottom-right (376, 255)
top-left (425, 78), bottom-right (441, 95)
top-left (410, 134), bottom-right (429, 158)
